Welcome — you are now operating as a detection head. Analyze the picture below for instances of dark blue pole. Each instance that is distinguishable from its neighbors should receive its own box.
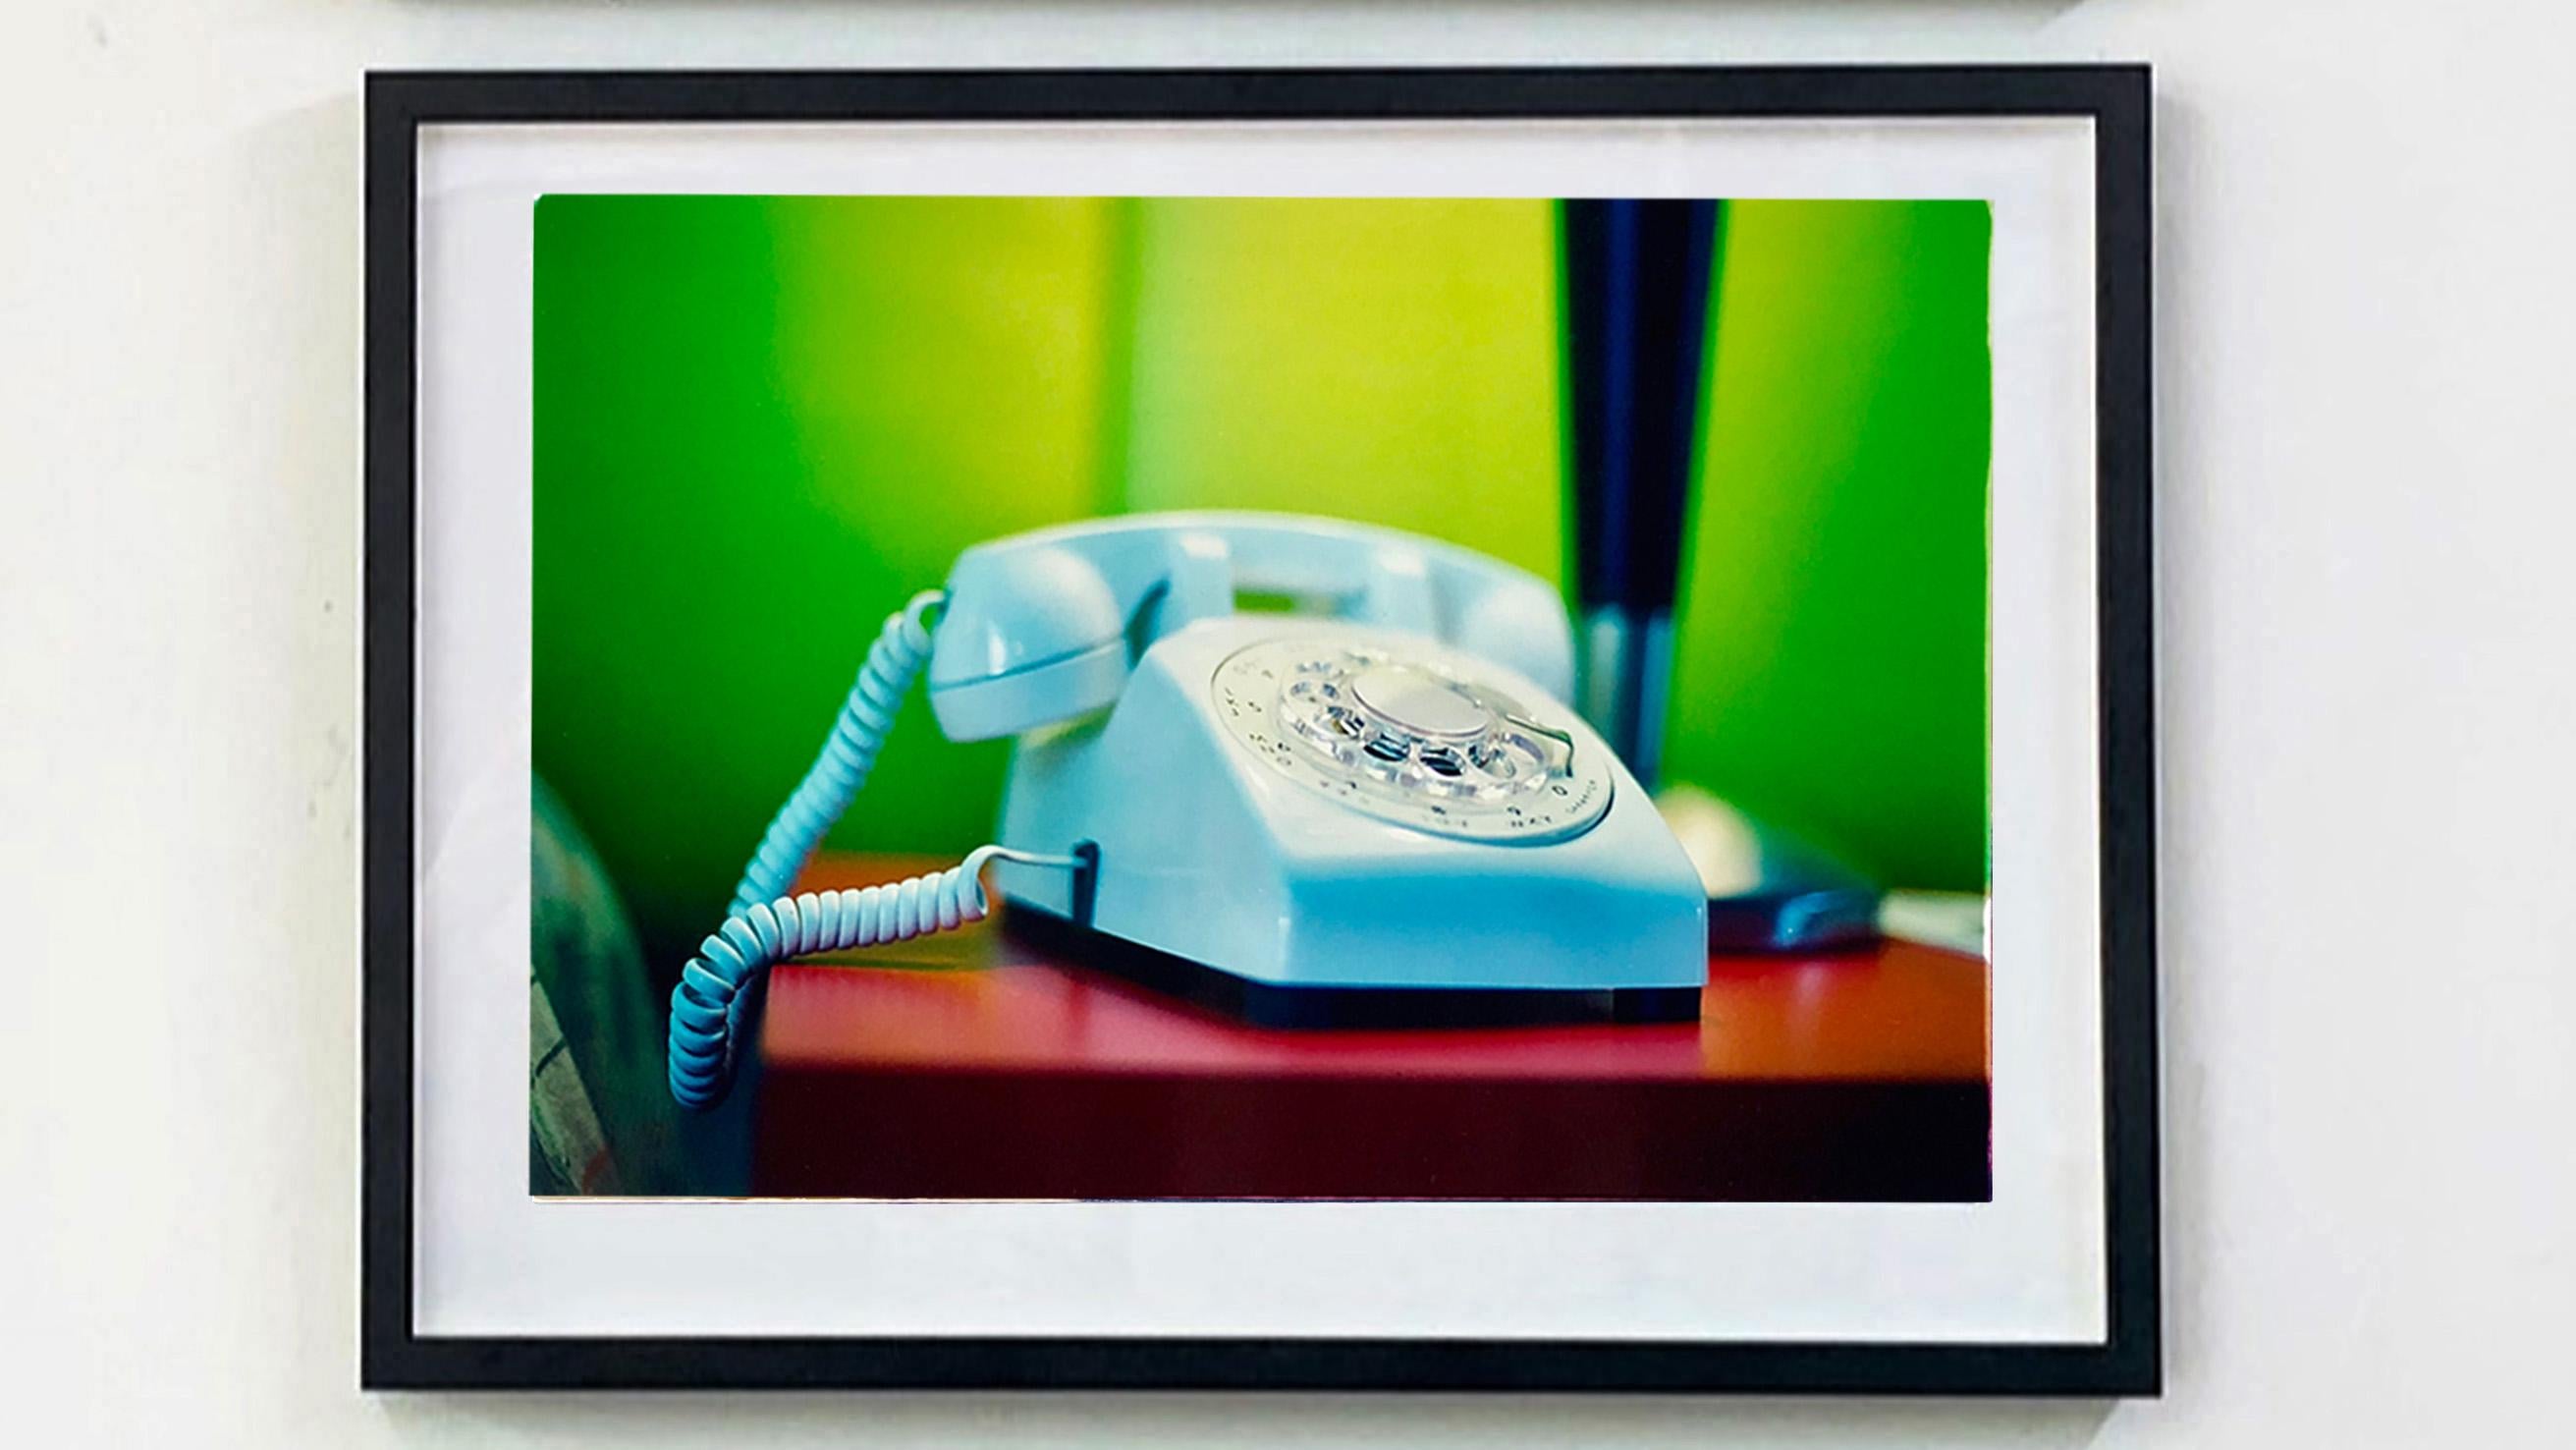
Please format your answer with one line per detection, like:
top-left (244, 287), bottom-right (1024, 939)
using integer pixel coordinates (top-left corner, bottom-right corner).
top-left (1559, 197), bottom-right (1720, 787)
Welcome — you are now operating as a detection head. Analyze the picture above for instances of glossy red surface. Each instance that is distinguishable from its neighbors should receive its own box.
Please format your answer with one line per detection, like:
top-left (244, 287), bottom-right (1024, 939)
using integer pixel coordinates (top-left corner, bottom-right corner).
top-left (753, 854), bottom-right (1991, 1199)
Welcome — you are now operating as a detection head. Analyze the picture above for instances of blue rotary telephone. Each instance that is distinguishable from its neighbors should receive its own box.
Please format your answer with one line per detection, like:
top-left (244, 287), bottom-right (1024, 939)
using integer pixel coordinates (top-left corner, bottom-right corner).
top-left (667, 512), bottom-right (1709, 1110)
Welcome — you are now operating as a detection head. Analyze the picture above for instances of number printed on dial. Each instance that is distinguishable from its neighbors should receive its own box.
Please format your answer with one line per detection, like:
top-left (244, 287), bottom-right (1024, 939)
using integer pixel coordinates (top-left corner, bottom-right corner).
top-left (1212, 637), bottom-right (1614, 844)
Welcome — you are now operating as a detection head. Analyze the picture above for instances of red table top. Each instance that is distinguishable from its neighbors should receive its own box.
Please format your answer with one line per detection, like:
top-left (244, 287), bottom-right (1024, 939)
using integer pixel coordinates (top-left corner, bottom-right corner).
top-left (754, 855), bottom-right (1991, 1200)
top-left (764, 854), bottom-right (1990, 1085)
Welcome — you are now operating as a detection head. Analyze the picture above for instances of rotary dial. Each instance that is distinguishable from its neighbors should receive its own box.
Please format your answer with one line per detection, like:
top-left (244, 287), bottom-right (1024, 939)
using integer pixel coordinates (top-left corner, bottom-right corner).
top-left (1211, 637), bottom-right (1614, 843)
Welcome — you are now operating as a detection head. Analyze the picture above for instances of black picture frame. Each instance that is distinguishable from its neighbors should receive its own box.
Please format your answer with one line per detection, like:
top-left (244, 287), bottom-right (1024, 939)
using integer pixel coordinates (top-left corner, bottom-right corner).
top-left (363, 65), bottom-right (2157, 1395)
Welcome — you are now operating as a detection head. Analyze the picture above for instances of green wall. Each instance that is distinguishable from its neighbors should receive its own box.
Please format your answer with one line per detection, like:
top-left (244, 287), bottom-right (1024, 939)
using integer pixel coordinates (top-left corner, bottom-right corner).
top-left (1665, 199), bottom-right (1993, 889)
top-left (533, 195), bottom-right (1991, 968)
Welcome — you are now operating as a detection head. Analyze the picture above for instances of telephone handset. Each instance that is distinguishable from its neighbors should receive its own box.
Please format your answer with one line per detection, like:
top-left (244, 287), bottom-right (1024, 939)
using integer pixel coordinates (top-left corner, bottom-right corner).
top-left (669, 512), bottom-right (1706, 1110)
top-left (922, 514), bottom-right (1577, 742)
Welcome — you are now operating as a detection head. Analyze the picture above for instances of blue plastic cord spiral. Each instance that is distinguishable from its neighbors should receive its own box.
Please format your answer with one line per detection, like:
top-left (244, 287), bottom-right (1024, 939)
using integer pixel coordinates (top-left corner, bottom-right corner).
top-left (667, 845), bottom-right (1050, 1111)
top-left (665, 590), bottom-right (1070, 1111)
top-left (727, 591), bottom-right (945, 920)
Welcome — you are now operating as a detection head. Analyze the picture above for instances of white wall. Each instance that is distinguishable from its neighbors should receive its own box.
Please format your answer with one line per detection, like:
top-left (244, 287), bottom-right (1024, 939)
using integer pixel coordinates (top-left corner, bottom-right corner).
top-left (6, 0), bottom-right (2571, 1443)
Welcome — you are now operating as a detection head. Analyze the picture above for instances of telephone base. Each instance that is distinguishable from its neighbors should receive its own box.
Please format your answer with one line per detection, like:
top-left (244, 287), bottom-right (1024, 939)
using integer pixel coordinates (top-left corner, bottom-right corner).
top-left (1003, 906), bottom-right (1702, 1032)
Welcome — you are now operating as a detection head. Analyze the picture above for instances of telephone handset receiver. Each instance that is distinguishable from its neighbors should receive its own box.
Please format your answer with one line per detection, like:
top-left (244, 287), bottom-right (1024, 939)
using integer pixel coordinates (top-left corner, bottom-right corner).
top-left (668, 512), bottom-right (1702, 1112)
top-left (924, 513), bottom-right (1576, 743)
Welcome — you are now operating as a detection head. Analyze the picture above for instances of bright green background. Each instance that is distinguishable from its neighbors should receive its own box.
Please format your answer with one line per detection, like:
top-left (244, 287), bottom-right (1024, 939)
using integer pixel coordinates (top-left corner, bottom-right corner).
top-left (533, 195), bottom-right (1992, 969)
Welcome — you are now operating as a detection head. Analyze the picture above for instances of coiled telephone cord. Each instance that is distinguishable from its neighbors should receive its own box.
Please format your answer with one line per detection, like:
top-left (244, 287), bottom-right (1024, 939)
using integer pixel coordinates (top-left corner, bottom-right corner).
top-left (665, 591), bottom-right (1078, 1110)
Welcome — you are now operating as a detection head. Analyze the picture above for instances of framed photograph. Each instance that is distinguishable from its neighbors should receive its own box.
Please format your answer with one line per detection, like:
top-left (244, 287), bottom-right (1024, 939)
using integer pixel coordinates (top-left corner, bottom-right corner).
top-left (364, 65), bottom-right (2156, 1393)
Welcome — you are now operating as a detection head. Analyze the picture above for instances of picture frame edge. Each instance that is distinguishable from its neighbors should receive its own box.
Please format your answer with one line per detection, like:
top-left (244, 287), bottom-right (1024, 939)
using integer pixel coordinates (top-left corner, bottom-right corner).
top-left (358, 62), bottom-right (2161, 1397)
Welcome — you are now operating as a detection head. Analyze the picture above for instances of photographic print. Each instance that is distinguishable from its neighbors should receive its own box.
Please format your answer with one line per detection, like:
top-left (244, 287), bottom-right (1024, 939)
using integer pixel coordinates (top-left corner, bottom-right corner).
top-left (527, 193), bottom-right (1998, 1203)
